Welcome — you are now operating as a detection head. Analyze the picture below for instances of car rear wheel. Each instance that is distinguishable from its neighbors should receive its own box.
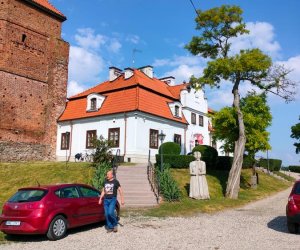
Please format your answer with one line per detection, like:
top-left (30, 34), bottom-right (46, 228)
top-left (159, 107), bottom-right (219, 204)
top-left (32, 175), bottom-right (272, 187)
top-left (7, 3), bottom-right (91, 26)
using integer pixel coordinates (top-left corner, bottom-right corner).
top-left (287, 220), bottom-right (298, 234)
top-left (47, 215), bottom-right (67, 240)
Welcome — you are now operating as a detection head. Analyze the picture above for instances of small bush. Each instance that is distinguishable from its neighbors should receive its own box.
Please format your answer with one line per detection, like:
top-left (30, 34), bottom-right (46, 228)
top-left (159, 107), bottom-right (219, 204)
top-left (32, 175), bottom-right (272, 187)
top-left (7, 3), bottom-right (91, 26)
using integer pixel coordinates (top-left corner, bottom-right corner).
top-left (92, 162), bottom-right (112, 190)
top-left (159, 142), bottom-right (181, 155)
top-left (259, 158), bottom-right (282, 172)
top-left (289, 166), bottom-right (300, 173)
top-left (216, 156), bottom-right (233, 170)
top-left (242, 155), bottom-right (256, 169)
top-left (158, 164), bottom-right (181, 202)
top-left (192, 145), bottom-right (218, 169)
top-left (156, 154), bottom-right (195, 168)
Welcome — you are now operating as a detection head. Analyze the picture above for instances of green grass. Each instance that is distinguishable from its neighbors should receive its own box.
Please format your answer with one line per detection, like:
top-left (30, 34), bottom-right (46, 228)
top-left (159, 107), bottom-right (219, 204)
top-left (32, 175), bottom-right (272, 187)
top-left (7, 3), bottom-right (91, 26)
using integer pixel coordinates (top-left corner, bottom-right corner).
top-left (274, 171), bottom-right (296, 182)
top-left (141, 168), bottom-right (292, 217)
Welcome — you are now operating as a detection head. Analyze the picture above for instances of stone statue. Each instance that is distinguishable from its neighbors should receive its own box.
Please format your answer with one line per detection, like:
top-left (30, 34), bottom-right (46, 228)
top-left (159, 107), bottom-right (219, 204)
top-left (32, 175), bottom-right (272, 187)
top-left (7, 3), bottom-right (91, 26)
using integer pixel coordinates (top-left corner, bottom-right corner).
top-left (189, 151), bottom-right (210, 199)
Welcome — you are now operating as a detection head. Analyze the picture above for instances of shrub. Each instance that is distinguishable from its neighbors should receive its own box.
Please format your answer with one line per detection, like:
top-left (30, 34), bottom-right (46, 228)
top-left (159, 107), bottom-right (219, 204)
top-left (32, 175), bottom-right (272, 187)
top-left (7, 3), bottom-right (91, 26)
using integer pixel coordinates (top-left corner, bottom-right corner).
top-left (192, 145), bottom-right (218, 169)
top-left (159, 142), bottom-right (181, 155)
top-left (289, 166), bottom-right (300, 173)
top-left (216, 156), bottom-right (233, 170)
top-left (156, 154), bottom-right (195, 168)
top-left (92, 162), bottom-right (112, 190)
top-left (158, 164), bottom-right (181, 201)
top-left (92, 136), bottom-right (113, 167)
top-left (242, 155), bottom-right (256, 169)
top-left (259, 158), bottom-right (282, 172)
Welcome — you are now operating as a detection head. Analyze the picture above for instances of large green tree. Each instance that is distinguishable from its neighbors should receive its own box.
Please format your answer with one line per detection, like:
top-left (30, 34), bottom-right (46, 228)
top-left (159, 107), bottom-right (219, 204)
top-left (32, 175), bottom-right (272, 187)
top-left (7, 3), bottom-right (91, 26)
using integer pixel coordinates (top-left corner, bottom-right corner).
top-left (291, 117), bottom-right (300, 154)
top-left (212, 92), bottom-right (272, 159)
top-left (186, 5), bottom-right (295, 198)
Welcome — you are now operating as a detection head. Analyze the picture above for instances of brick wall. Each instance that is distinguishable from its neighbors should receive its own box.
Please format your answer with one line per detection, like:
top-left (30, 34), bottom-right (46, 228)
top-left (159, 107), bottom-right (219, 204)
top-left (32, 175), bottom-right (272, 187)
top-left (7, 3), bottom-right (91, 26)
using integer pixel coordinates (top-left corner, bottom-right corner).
top-left (0, 0), bottom-right (69, 161)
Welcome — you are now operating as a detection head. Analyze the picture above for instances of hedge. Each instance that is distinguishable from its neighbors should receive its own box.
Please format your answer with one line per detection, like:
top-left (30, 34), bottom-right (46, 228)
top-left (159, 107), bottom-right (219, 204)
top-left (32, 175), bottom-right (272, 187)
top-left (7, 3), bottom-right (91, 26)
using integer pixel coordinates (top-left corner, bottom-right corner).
top-left (289, 165), bottom-right (300, 173)
top-left (192, 145), bottom-right (218, 169)
top-left (159, 142), bottom-right (181, 155)
top-left (155, 154), bottom-right (195, 168)
top-left (259, 158), bottom-right (282, 171)
top-left (216, 155), bottom-right (257, 171)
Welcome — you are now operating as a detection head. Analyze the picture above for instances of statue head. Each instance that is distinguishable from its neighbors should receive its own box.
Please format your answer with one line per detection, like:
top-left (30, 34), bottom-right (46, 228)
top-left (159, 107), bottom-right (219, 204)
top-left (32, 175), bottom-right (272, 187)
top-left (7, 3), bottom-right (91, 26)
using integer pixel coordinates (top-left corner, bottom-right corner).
top-left (193, 151), bottom-right (201, 160)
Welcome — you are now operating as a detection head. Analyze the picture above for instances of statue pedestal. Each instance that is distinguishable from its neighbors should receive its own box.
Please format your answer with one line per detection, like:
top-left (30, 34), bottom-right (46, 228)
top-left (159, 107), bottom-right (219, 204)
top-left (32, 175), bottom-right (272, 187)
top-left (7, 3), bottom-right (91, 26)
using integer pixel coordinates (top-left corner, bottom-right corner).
top-left (251, 175), bottom-right (257, 189)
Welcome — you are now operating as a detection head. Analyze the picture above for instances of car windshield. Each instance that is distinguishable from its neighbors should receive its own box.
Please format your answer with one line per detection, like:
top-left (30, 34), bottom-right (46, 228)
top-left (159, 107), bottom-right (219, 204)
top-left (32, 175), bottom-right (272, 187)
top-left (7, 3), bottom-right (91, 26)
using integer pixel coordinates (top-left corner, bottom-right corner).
top-left (294, 183), bottom-right (300, 195)
top-left (8, 189), bottom-right (47, 202)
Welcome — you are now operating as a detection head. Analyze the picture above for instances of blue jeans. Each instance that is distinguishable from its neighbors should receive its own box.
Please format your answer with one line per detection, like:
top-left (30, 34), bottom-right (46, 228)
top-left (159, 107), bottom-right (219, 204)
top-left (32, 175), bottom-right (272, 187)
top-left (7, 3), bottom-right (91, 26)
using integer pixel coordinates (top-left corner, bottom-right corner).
top-left (104, 197), bottom-right (117, 229)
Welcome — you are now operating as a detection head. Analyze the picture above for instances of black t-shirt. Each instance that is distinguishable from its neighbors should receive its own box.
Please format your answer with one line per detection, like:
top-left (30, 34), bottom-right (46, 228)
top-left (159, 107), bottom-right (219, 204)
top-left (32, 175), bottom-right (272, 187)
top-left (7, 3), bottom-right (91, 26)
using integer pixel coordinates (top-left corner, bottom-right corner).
top-left (103, 179), bottom-right (120, 199)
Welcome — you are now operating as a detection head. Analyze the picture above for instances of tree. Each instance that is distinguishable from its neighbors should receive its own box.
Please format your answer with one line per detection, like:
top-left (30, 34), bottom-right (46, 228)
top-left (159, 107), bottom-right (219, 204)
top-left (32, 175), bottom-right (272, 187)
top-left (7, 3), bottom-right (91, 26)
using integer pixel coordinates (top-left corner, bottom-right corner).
top-left (92, 135), bottom-right (113, 167)
top-left (186, 5), bottom-right (295, 198)
top-left (212, 92), bottom-right (272, 160)
top-left (291, 117), bottom-right (300, 154)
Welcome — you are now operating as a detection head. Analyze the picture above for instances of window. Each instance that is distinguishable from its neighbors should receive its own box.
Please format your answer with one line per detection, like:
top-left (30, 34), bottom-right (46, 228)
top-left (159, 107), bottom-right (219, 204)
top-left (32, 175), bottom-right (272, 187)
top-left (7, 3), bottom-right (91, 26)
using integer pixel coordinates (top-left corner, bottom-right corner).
top-left (61, 132), bottom-right (70, 150)
top-left (174, 105), bottom-right (180, 117)
top-left (191, 113), bottom-right (196, 124)
top-left (55, 187), bottom-right (79, 199)
top-left (199, 115), bottom-right (204, 126)
top-left (108, 128), bottom-right (120, 147)
top-left (78, 186), bottom-right (100, 198)
top-left (86, 130), bottom-right (97, 148)
top-left (90, 98), bottom-right (97, 110)
top-left (174, 134), bottom-right (181, 146)
top-left (149, 129), bottom-right (158, 149)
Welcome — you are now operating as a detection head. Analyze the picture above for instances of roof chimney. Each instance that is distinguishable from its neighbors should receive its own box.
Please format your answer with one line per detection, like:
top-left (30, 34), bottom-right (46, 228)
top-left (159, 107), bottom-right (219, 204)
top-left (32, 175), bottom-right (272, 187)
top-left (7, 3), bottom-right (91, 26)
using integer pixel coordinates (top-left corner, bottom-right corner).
top-left (139, 65), bottom-right (153, 78)
top-left (159, 76), bottom-right (175, 86)
top-left (124, 68), bottom-right (134, 79)
top-left (109, 66), bottom-right (122, 81)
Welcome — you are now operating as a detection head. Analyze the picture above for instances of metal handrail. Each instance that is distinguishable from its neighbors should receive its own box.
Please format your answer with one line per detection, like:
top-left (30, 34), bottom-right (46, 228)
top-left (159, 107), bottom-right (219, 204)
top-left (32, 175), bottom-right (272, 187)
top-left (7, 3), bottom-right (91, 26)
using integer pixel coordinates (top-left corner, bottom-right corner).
top-left (147, 150), bottom-right (160, 203)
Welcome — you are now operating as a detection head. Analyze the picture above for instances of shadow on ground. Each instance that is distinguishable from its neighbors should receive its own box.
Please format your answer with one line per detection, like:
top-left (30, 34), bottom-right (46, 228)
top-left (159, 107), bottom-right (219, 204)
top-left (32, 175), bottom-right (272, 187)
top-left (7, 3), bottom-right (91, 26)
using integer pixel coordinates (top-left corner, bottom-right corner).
top-left (267, 216), bottom-right (298, 234)
top-left (3, 222), bottom-right (105, 243)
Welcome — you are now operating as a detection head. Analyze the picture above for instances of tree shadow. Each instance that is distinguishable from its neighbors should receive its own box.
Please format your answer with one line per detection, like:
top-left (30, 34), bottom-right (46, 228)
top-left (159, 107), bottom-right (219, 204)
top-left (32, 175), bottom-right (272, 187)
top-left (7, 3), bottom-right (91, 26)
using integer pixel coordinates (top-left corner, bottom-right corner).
top-left (184, 183), bottom-right (190, 196)
top-left (267, 216), bottom-right (297, 234)
top-left (207, 169), bottom-right (229, 196)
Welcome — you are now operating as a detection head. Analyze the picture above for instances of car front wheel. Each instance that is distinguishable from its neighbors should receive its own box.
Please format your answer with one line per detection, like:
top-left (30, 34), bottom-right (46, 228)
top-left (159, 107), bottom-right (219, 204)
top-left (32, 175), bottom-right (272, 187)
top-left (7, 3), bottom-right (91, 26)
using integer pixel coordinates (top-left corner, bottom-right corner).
top-left (47, 215), bottom-right (67, 240)
top-left (287, 220), bottom-right (298, 234)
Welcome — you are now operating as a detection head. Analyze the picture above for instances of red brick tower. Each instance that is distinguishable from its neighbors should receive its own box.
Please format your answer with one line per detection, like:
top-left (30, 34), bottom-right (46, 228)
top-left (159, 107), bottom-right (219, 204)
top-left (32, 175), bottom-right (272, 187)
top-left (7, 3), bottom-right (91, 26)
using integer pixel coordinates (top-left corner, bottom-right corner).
top-left (0, 0), bottom-right (69, 161)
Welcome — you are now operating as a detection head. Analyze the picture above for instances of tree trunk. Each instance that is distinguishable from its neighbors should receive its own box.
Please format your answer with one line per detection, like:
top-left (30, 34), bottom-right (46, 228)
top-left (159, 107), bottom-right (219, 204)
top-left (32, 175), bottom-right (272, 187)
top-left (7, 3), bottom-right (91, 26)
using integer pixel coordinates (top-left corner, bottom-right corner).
top-left (226, 83), bottom-right (246, 199)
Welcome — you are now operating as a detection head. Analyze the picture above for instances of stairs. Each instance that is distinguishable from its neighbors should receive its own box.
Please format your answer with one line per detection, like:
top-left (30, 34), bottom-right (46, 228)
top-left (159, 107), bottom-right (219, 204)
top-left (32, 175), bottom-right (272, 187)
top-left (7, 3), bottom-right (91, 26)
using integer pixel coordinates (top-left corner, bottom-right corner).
top-left (116, 164), bottom-right (158, 208)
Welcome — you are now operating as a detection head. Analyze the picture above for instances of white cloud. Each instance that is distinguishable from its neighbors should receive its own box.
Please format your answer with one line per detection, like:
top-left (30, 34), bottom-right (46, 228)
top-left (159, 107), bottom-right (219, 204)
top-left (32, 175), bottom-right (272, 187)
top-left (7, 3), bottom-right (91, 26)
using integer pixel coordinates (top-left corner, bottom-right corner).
top-left (107, 39), bottom-right (122, 53)
top-left (68, 46), bottom-right (104, 84)
top-left (126, 35), bottom-right (140, 44)
top-left (163, 64), bottom-right (204, 83)
top-left (74, 28), bottom-right (106, 50)
top-left (67, 80), bottom-right (85, 97)
top-left (230, 22), bottom-right (281, 58)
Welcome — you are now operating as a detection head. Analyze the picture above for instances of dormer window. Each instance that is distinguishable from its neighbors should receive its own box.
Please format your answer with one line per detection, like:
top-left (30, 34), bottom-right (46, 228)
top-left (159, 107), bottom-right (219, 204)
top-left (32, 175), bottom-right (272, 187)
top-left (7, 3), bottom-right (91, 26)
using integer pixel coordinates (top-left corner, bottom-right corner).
top-left (169, 102), bottom-right (182, 118)
top-left (90, 98), bottom-right (97, 111)
top-left (86, 93), bottom-right (105, 112)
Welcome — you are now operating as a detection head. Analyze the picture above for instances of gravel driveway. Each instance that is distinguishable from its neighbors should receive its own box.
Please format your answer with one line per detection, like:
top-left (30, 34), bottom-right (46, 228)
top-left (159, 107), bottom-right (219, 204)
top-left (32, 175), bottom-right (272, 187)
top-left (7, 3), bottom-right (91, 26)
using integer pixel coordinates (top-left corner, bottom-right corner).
top-left (1, 187), bottom-right (298, 250)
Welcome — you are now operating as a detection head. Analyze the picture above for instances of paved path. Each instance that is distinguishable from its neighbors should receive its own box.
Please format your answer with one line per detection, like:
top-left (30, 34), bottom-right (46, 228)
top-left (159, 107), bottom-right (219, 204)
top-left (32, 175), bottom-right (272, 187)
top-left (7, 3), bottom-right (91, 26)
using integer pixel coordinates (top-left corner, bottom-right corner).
top-left (1, 187), bottom-right (299, 250)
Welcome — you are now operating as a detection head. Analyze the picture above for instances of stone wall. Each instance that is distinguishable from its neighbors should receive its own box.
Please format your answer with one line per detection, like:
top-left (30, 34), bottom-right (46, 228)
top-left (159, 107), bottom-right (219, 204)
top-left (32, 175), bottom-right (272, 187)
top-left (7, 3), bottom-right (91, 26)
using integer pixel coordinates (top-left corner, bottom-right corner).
top-left (0, 0), bottom-right (69, 161)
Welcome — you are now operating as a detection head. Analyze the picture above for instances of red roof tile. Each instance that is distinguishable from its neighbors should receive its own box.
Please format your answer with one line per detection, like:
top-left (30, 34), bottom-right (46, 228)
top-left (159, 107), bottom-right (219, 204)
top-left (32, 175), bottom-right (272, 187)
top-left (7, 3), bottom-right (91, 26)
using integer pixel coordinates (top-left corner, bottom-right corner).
top-left (59, 70), bottom-right (188, 124)
top-left (29, 0), bottom-right (65, 18)
top-left (167, 83), bottom-right (187, 99)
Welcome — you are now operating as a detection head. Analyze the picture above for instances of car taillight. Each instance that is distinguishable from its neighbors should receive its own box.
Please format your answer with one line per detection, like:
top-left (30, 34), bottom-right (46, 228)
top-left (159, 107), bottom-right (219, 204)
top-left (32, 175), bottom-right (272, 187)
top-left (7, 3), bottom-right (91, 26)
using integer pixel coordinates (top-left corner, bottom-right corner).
top-left (2, 203), bottom-right (8, 212)
top-left (288, 196), bottom-right (295, 204)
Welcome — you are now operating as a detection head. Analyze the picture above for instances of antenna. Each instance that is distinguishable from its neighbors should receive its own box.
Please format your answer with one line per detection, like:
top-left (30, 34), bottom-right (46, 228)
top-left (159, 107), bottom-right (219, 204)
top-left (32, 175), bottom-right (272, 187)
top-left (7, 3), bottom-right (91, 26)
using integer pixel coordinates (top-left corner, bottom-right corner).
top-left (132, 48), bottom-right (142, 66)
top-left (36, 179), bottom-right (40, 187)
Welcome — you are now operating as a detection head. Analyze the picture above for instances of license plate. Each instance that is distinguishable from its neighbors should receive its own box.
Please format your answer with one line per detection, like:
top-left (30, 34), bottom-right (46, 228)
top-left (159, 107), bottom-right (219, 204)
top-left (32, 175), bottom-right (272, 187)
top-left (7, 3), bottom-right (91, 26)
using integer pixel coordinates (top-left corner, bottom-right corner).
top-left (5, 221), bottom-right (21, 226)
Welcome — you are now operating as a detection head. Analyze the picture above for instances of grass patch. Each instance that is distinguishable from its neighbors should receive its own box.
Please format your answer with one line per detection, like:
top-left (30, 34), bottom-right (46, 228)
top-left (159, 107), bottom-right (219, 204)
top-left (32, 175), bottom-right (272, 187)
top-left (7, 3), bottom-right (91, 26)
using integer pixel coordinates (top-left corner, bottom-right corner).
top-left (274, 171), bottom-right (296, 182)
top-left (142, 168), bottom-right (292, 217)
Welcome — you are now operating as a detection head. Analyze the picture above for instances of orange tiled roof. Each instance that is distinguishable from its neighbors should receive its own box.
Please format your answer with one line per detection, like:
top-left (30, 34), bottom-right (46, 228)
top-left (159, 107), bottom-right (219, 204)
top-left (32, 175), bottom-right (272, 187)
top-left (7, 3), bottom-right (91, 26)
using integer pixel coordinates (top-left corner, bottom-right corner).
top-left (29, 0), bottom-right (65, 18)
top-left (167, 83), bottom-right (187, 99)
top-left (59, 70), bottom-right (188, 124)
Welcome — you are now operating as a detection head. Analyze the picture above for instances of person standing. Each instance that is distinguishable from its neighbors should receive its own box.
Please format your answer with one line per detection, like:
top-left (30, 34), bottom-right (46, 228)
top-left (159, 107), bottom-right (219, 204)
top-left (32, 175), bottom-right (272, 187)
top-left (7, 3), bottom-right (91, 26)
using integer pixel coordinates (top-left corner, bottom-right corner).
top-left (99, 170), bottom-right (124, 233)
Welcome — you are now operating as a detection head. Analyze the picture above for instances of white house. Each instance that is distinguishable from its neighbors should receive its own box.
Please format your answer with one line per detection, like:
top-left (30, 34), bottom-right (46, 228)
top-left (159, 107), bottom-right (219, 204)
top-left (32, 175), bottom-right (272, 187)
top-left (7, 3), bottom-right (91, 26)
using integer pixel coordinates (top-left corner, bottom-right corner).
top-left (56, 65), bottom-right (224, 163)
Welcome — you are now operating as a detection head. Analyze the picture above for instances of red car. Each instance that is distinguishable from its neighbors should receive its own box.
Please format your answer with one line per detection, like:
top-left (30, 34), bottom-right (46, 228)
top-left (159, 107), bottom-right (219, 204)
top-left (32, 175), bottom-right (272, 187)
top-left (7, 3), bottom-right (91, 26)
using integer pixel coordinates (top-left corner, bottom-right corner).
top-left (0, 183), bottom-right (120, 240)
top-left (286, 180), bottom-right (300, 233)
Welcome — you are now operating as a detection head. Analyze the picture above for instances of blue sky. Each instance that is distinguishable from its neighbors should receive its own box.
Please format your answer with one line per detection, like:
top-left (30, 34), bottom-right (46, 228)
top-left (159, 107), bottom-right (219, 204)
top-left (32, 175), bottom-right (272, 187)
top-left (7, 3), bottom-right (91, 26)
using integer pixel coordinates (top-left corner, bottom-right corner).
top-left (50, 0), bottom-right (300, 166)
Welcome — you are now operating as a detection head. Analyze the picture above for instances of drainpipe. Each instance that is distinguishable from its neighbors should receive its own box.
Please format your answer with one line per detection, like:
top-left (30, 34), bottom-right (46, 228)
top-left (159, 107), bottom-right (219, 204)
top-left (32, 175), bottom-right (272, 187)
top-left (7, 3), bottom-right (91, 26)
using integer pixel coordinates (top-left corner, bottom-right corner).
top-left (67, 121), bottom-right (73, 162)
top-left (123, 113), bottom-right (127, 158)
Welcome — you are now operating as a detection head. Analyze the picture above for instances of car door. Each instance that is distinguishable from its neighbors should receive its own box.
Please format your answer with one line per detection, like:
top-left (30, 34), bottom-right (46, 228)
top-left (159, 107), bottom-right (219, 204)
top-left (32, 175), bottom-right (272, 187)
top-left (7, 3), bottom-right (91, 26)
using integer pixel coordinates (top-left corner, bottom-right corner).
top-left (54, 186), bottom-right (85, 227)
top-left (77, 185), bottom-right (104, 224)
